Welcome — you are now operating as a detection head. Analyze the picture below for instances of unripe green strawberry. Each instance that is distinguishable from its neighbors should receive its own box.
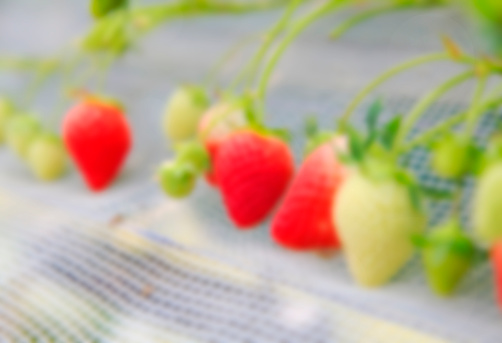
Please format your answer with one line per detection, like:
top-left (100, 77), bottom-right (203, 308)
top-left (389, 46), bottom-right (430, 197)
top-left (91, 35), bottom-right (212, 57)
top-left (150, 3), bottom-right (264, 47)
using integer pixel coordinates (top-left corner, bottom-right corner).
top-left (158, 160), bottom-right (197, 199)
top-left (419, 219), bottom-right (476, 296)
top-left (0, 97), bottom-right (15, 144)
top-left (27, 133), bottom-right (68, 181)
top-left (5, 114), bottom-right (42, 158)
top-left (334, 172), bottom-right (426, 287)
top-left (473, 163), bottom-right (502, 243)
top-left (431, 135), bottom-right (470, 179)
top-left (163, 86), bottom-right (210, 144)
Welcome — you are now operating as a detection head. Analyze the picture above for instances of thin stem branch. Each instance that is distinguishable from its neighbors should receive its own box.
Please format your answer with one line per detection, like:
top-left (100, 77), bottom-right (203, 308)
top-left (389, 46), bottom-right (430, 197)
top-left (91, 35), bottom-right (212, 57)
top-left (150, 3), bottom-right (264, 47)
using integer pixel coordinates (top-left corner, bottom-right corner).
top-left (393, 70), bottom-right (475, 155)
top-left (256, 0), bottom-right (350, 120)
top-left (339, 52), bottom-right (450, 126)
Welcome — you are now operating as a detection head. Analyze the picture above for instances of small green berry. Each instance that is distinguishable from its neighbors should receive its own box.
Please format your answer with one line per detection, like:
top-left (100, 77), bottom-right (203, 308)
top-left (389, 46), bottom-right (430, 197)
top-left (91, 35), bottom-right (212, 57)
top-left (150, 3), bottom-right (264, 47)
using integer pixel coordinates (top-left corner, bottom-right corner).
top-left (163, 86), bottom-right (210, 144)
top-left (27, 133), bottom-right (67, 181)
top-left (158, 160), bottom-right (198, 198)
top-left (5, 114), bottom-right (42, 158)
top-left (431, 135), bottom-right (470, 179)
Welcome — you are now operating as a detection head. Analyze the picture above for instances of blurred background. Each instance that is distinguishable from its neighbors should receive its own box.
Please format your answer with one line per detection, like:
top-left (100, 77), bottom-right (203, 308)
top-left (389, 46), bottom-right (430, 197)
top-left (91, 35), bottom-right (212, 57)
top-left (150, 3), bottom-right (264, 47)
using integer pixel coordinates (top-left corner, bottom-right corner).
top-left (0, 1), bottom-right (501, 342)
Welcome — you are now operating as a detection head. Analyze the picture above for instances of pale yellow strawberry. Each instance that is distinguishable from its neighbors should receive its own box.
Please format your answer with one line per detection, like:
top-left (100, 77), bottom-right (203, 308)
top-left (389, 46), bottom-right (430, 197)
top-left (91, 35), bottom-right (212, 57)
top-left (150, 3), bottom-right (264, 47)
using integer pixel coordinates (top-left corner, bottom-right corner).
top-left (472, 163), bottom-right (502, 243)
top-left (162, 86), bottom-right (209, 144)
top-left (333, 172), bottom-right (426, 287)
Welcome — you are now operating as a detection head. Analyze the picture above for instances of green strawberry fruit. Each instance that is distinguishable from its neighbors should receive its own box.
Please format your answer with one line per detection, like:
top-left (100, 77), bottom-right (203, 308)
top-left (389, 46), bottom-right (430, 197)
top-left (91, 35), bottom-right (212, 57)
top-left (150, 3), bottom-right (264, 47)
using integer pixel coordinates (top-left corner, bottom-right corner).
top-left (91, 0), bottom-right (128, 19)
top-left (334, 171), bottom-right (426, 287)
top-left (473, 163), bottom-right (502, 243)
top-left (27, 133), bottom-right (68, 181)
top-left (419, 219), bottom-right (476, 296)
top-left (163, 86), bottom-right (210, 144)
top-left (431, 134), bottom-right (470, 179)
top-left (158, 160), bottom-right (197, 198)
top-left (176, 140), bottom-right (210, 174)
top-left (0, 97), bottom-right (16, 144)
top-left (6, 114), bottom-right (42, 158)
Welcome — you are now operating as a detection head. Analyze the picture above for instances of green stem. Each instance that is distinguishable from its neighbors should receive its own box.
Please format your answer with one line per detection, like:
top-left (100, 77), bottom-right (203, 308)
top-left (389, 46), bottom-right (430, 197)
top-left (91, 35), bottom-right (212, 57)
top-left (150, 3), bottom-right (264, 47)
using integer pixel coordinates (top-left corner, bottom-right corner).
top-left (256, 0), bottom-right (350, 120)
top-left (393, 70), bottom-right (475, 155)
top-left (401, 96), bottom-right (502, 153)
top-left (339, 52), bottom-right (450, 125)
top-left (463, 76), bottom-right (487, 138)
top-left (330, 1), bottom-right (413, 40)
top-left (204, 33), bottom-right (261, 89)
top-left (231, 0), bottom-right (304, 90)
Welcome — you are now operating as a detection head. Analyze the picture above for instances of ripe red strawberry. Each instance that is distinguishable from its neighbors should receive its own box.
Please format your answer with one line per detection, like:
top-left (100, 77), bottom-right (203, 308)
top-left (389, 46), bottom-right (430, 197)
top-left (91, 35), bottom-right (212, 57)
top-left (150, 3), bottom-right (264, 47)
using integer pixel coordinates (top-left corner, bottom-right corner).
top-left (215, 129), bottom-right (294, 228)
top-left (62, 98), bottom-right (132, 191)
top-left (271, 138), bottom-right (347, 250)
top-left (198, 101), bottom-right (246, 187)
top-left (491, 242), bottom-right (502, 308)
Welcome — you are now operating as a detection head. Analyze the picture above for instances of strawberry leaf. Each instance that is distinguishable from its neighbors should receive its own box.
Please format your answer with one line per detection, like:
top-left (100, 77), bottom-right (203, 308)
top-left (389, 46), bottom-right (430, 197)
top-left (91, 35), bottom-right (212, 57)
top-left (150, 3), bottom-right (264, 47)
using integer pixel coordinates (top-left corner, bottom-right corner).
top-left (365, 98), bottom-right (383, 133)
top-left (419, 186), bottom-right (455, 201)
top-left (380, 116), bottom-right (402, 151)
top-left (411, 233), bottom-right (428, 248)
top-left (345, 125), bottom-right (365, 163)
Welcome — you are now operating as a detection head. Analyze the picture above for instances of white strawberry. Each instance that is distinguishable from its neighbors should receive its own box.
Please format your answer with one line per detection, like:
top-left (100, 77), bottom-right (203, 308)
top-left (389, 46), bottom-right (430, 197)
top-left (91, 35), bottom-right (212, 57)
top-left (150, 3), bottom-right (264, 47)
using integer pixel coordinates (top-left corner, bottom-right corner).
top-left (333, 171), bottom-right (426, 287)
top-left (162, 86), bottom-right (209, 144)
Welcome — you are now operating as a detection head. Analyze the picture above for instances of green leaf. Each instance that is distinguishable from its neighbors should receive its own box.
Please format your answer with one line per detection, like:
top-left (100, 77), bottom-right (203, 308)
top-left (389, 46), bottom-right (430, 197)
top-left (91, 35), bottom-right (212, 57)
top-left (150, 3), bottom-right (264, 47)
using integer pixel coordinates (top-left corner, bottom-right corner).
top-left (305, 116), bottom-right (319, 138)
top-left (380, 115), bottom-right (402, 150)
top-left (419, 186), bottom-right (455, 200)
top-left (407, 183), bottom-right (422, 211)
top-left (411, 233), bottom-right (428, 249)
top-left (345, 125), bottom-right (365, 163)
top-left (366, 98), bottom-right (383, 132)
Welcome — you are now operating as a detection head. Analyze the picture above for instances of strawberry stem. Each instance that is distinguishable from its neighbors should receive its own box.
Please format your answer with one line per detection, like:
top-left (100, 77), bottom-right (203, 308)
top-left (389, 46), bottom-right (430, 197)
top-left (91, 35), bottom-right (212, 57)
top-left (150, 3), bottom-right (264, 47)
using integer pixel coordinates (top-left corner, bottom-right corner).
top-left (400, 88), bottom-right (502, 153)
top-left (205, 33), bottom-right (261, 90)
top-left (230, 0), bottom-right (304, 91)
top-left (329, 1), bottom-right (422, 40)
top-left (391, 70), bottom-right (475, 156)
top-left (462, 75), bottom-right (488, 139)
top-left (339, 52), bottom-right (451, 127)
top-left (256, 0), bottom-right (351, 120)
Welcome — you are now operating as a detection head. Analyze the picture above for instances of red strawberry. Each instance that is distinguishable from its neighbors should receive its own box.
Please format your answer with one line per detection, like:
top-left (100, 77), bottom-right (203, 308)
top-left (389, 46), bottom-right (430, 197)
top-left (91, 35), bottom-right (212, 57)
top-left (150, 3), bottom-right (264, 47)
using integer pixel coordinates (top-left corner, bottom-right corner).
top-left (198, 101), bottom-right (246, 187)
top-left (215, 129), bottom-right (294, 228)
top-left (62, 98), bottom-right (132, 191)
top-left (271, 137), bottom-right (347, 251)
top-left (492, 242), bottom-right (502, 308)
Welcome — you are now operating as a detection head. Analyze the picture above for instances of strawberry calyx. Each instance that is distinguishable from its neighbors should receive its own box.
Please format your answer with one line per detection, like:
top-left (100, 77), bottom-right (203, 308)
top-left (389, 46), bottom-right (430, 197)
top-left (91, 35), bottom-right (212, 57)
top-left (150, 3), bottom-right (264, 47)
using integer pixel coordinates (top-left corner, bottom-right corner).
top-left (71, 89), bottom-right (124, 112)
top-left (304, 116), bottom-right (335, 155)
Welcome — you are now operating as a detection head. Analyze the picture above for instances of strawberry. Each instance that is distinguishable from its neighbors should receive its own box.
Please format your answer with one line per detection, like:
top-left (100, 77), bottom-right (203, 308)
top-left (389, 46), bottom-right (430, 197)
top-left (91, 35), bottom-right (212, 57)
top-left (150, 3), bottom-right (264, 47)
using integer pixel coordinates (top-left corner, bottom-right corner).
top-left (162, 86), bottom-right (209, 144)
top-left (215, 129), bottom-right (294, 228)
top-left (62, 98), bottom-right (132, 191)
top-left (491, 241), bottom-right (502, 308)
top-left (431, 134), bottom-right (471, 179)
top-left (271, 137), bottom-right (347, 251)
top-left (334, 171), bottom-right (426, 287)
top-left (473, 163), bottom-right (502, 243)
top-left (198, 101), bottom-right (246, 186)
top-left (27, 132), bottom-right (68, 181)
top-left (415, 219), bottom-right (478, 296)
top-left (158, 160), bottom-right (198, 199)
top-left (0, 97), bottom-right (15, 144)
top-left (5, 114), bottom-right (42, 158)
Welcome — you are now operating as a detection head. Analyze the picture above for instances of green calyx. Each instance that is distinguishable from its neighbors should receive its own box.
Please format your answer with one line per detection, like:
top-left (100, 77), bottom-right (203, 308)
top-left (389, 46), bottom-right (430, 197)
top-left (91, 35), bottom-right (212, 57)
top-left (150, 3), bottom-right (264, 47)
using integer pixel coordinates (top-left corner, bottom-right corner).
top-left (176, 140), bottom-right (211, 174)
top-left (304, 116), bottom-right (335, 156)
top-left (158, 160), bottom-right (198, 199)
